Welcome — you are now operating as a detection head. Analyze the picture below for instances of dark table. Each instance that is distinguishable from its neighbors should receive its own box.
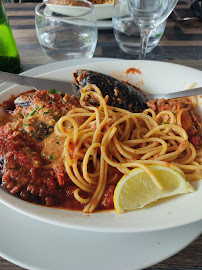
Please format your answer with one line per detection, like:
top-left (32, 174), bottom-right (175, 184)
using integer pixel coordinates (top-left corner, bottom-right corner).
top-left (0, 1), bottom-right (202, 269)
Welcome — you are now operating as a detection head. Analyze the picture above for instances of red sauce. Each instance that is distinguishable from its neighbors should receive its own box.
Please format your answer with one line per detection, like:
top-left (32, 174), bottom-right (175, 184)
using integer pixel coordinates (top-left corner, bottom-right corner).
top-left (0, 90), bottom-right (115, 211)
top-left (126, 68), bottom-right (141, 75)
top-left (0, 124), bottom-right (83, 209)
top-left (146, 98), bottom-right (202, 144)
top-left (191, 136), bottom-right (200, 146)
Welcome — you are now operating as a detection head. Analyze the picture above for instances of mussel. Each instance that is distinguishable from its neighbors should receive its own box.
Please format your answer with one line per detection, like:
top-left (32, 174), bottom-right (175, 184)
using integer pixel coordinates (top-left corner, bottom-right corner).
top-left (73, 69), bottom-right (148, 112)
top-left (14, 92), bottom-right (34, 107)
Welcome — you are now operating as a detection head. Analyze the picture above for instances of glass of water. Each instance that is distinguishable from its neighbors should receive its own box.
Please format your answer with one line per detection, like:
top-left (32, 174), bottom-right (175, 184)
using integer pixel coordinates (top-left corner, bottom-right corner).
top-left (113, 0), bottom-right (166, 55)
top-left (35, 0), bottom-right (98, 62)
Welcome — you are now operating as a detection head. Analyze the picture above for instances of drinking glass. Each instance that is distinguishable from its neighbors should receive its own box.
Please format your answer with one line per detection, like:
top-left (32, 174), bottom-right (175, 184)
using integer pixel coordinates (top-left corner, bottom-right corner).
top-left (35, 0), bottom-right (98, 62)
top-left (113, 0), bottom-right (166, 55)
top-left (127, 0), bottom-right (178, 59)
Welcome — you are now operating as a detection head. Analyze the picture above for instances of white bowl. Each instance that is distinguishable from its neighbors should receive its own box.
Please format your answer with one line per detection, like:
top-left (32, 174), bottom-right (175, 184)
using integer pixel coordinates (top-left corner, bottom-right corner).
top-left (0, 59), bottom-right (201, 233)
top-left (45, 2), bottom-right (114, 20)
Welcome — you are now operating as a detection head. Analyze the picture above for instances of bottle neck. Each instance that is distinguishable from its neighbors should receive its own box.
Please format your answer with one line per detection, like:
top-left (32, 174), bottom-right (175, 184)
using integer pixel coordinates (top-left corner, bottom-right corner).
top-left (0, 0), bottom-right (7, 24)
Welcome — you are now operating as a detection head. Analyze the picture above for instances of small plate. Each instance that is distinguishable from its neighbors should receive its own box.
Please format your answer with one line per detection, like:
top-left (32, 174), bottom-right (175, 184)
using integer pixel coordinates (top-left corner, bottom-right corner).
top-left (45, 1), bottom-right (114, 20)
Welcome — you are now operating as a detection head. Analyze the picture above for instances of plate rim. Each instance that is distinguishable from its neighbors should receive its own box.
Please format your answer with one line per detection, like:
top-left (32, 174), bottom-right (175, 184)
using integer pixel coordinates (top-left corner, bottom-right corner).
top-left (0, 201), bottom-right (202, 270)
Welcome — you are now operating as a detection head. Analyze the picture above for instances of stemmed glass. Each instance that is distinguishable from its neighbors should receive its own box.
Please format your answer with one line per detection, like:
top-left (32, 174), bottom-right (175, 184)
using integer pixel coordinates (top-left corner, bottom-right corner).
top-left (127, 0), bottom-right (178, 59)
top-left (112, 0), bottom-right (167, 56)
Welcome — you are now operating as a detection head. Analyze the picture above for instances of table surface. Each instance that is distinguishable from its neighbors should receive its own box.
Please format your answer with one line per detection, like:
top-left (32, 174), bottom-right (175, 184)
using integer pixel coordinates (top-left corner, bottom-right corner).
top-left (1, 1), bottom-right (202, 270)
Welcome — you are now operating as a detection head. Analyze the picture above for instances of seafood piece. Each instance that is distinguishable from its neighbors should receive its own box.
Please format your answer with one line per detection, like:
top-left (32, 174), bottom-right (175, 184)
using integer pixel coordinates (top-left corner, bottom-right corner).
top-left (30, 121), bottom-right (54, 141)
top-left (73, 69), bottom-right (148, 112)
top-left (14, 92), bottom-right (34, 107)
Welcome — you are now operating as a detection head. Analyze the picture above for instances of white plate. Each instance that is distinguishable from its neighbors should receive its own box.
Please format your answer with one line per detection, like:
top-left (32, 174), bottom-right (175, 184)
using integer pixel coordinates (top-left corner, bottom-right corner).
top-left (44, 6), bottom-right (112, 29)
top-left (45, 1), bottom-right (114, 20)
top-left (0, 202), bottom-right (201, 270)
top-left (0, 58), bottom-right (202, 233)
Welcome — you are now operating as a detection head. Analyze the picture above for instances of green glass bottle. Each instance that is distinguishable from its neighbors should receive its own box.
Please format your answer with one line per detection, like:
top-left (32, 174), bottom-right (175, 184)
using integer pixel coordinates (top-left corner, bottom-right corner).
top-left (0, 0), bottom-right (21, 73)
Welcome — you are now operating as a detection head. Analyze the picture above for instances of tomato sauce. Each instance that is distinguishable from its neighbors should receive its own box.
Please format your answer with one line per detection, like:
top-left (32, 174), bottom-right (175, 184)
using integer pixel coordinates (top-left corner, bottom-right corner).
top-left (126, 68), bottom-right (141, 75)
top-left (0, 90), bottom-right (115, 211)
top-left (147, 98), bottom-right (202, 147)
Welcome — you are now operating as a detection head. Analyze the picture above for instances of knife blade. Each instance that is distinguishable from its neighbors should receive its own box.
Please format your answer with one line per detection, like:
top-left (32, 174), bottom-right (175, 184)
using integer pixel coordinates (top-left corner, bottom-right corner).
top-left (0, 71), bottom-right (79, 96)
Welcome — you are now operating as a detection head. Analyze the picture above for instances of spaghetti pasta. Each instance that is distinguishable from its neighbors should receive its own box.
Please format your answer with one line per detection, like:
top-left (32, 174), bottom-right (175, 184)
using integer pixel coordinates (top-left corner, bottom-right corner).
top-left (54, 84), bottom-right (202, 213)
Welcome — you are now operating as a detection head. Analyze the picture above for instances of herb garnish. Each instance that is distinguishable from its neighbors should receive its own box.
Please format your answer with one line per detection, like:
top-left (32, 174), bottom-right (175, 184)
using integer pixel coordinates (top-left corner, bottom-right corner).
top-left (43, 111), bottom-right (50, 115)
top-left (30, 109), bottom-right (36, 116)
top-left (49, 155), bottom-right (55, 160)
top-left (49, 89), bottom-right (56, 94)
top-left (43, 109), bottom-right (53, 115)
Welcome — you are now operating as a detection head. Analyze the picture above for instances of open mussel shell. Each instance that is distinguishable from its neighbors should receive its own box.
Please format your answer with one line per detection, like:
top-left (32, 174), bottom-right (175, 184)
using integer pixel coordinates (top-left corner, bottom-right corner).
top-left (73, 69), bottom-right (148, 113)
top-left (14, 92), bottom-right (34, 107)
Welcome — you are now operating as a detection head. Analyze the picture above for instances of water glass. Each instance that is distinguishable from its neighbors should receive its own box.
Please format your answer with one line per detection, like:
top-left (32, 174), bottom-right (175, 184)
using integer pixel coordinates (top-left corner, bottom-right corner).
top-left (112, 0), bottom-right (166, 55)
top-left (35, 0), bottom-right (98, 62)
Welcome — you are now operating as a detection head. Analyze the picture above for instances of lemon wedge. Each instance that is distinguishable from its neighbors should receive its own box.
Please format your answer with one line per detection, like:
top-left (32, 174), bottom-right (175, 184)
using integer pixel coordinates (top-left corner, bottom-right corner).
top-left (114, 165), bottom-right (195, 214)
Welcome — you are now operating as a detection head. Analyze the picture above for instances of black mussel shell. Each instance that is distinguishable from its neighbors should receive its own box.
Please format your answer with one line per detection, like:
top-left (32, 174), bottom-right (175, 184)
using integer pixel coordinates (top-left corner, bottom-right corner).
top-left (73, 69), bottom-right (148, 113)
